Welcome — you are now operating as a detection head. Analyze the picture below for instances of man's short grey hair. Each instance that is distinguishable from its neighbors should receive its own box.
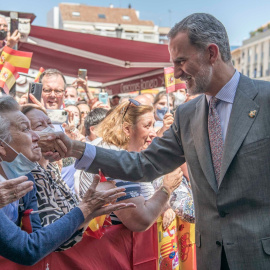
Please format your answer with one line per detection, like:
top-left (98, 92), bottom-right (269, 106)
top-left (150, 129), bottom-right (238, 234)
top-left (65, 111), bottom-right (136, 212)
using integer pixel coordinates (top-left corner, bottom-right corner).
top-left (0, 14), bottom-right (7, 20)
top-left (0, 96), bottom-right (20, 143)
top-left (168, 13), bottom-right (231, 62)
top-left (39, 68), bottom-right (67, 89)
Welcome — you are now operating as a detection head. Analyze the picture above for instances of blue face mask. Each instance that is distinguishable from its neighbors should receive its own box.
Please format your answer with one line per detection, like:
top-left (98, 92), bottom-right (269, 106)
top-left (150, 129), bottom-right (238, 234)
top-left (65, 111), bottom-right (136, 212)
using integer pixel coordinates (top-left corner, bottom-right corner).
top-left (64, 99), bottom-right (77, 106)
top-left (0, 139), bottom-right (37, 180)
top-left (0, 140), bottom-right (37, 223)
top-left (156, 107), bottom-right (168, 121)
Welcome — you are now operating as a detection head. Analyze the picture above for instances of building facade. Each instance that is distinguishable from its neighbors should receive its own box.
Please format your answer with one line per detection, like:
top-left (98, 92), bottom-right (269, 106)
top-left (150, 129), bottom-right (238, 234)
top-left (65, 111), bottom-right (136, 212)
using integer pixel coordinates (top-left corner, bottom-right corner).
top-left (48, 3), bottom-right (169, 44)
top-left (232, 23), bottom-right (270, 81)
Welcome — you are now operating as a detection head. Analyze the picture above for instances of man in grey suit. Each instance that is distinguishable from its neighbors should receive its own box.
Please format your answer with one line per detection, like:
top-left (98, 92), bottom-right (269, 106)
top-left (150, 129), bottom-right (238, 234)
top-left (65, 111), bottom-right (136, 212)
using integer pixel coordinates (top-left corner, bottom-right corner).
top-left (50, 13), bottom-right (270, 270)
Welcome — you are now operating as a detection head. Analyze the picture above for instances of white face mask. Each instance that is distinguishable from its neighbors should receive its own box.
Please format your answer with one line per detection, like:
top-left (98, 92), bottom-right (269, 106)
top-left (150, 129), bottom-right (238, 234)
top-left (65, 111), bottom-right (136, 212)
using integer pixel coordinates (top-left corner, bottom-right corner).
top-left (173, 92), bottom-right (186, 107)
top-left (74, 116), bottom-right (80, 127)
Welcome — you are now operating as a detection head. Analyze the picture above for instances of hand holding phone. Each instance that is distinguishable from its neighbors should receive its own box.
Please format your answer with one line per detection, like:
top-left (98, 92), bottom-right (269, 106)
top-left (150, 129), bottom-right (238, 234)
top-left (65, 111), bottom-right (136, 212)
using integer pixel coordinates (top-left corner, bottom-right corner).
top-left (28, 83), bottom-right (43, 103)
top-left (78, 69), bottom-right (87, 79)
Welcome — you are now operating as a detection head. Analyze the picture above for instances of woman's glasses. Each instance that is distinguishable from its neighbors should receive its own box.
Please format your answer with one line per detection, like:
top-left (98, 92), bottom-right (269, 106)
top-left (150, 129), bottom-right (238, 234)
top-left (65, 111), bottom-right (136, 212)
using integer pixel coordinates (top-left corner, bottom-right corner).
top-left (122, 98), bottom-right (141, 122)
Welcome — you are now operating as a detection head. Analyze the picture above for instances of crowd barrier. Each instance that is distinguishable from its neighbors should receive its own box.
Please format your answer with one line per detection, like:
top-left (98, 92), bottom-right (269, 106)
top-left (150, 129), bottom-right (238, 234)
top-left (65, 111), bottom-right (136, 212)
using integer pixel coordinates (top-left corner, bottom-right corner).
top-left (0, 218), bottom-right (196, 270)
top-left (0, 224), bottom-right (158, 270)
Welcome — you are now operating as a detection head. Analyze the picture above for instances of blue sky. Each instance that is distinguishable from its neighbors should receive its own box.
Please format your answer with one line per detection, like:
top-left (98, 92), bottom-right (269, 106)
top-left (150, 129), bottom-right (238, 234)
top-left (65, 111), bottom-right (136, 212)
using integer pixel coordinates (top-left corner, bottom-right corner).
top-left (2, 0), bottom-right (270, 45)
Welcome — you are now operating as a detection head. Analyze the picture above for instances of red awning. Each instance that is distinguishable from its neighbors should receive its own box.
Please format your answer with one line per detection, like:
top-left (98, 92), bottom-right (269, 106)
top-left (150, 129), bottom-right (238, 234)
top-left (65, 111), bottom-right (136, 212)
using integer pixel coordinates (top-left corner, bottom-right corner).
top-left (19, 26), bottom-right (171, 94)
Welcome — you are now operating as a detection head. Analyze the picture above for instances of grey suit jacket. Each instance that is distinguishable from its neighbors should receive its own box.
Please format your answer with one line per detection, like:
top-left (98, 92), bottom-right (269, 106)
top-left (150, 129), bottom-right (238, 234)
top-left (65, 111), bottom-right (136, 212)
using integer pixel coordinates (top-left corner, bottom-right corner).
top-left (88, 74), bottom-right (270, 270)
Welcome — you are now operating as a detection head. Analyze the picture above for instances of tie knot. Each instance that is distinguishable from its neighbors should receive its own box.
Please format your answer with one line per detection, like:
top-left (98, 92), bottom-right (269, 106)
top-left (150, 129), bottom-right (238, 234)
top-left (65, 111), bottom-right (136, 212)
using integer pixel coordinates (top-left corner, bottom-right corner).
top-left (209, 97), bottom-right (219, 108)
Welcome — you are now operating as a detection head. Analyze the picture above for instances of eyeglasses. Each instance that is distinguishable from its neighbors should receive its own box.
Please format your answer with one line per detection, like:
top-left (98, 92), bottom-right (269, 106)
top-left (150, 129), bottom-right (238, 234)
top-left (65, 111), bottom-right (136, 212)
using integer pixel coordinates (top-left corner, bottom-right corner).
top-left (80, 111), bottom-right (90, 115)
top-left (122, 98), bottom-right (141, 122)
top-left (43, 89), bottom-right (64, 96)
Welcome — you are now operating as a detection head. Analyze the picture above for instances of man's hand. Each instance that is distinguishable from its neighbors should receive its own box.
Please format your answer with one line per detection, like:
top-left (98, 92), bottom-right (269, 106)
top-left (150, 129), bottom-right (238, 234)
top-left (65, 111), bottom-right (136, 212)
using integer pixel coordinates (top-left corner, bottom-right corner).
top-left (72, 77), bottom-right (88, 92)
top-left (163, 167), bottom-right (183, 195)
top-left (38, 131), bottom-right (85, 161)
top-left (79, 174), bottom-right (136, 220)
top-left (0, 176), bottom-right (33, 208)
top-left (37, 131), bottom-right (68, 160)
top-left (6, 30), bottom-right (20, 49)
top-left (19, 93), bottom-right (45, 109)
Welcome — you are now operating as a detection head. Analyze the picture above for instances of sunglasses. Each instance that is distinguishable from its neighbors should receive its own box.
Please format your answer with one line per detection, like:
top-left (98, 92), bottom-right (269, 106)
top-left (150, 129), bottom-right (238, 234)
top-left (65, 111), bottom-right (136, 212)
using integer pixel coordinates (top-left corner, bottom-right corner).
top-left (122, 98), bottom-right (141, 122)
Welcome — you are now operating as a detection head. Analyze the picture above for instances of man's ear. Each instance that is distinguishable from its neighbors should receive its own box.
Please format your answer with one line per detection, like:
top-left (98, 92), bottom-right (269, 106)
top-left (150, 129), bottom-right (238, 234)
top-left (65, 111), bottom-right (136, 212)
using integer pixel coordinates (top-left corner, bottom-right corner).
top-left (207, 44), bottom-right (219, 64)
top-left (89, 126), bottom-right (95, 135)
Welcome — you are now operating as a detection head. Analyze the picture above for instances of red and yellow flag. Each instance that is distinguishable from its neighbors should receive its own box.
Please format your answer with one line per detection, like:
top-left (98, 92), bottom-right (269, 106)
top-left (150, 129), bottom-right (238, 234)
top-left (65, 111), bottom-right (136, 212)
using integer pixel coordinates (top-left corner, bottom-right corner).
top-left (84, 170), bottom-right (112, 239)
top-left (175, 78), bottom-right (186, 91)
top-left (0, 46), bottom-right (32, 74)
top-left (0, 62), bottom-right (19, 94)
top-left (164, 67), bottom-right (186, 93)
top-left (34, 67), bottom-right (45, 82)
top-left (164, 67), bottom-right (175, 93)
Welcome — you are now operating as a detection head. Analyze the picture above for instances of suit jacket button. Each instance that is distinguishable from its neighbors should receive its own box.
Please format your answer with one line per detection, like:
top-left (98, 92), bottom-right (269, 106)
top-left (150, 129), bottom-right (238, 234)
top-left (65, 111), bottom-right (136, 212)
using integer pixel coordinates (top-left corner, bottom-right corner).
top-left (216, 241), bottom-right (222, 246)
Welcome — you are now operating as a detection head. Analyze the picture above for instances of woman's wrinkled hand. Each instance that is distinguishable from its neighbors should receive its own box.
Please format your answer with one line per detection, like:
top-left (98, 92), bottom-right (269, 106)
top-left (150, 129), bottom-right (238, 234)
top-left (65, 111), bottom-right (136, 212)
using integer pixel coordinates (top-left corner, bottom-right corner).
top-left (162, 208), bottom-right (176, 230)
top-left (79, 174), bottom-right (136, 219)
top-left (0, 176), bottom-right (33, 208)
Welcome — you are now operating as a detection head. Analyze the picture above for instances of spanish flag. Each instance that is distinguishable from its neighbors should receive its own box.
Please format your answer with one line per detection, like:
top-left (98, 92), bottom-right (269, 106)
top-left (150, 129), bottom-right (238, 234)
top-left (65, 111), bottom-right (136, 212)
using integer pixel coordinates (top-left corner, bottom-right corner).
top-left (0, 46), bottom-right (32, 74)
top-left (84, 170), bottom-right (112, 239)
top-left (34, 67), bottom-right (45, 82)
top-left (175, 78), bottom-right (186, 91)
top-left (0, 62), bottom-right (19, 94)
top-left (164, 67), bottom-right (175, 93)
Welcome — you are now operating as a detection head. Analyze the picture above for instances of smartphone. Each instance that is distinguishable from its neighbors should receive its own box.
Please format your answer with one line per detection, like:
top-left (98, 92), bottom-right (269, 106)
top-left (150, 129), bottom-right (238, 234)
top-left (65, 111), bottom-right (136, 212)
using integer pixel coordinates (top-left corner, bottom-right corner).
top-left (28, 82), bottom-right (42, 103)
top-left (78, 69), bottom-right (87, 79)
top-left (10, 12), bottom-right (19, 35)
top-left (99, 92), bottom-right (108, 105)
top-left (46, 110), bottom-right (68, 125)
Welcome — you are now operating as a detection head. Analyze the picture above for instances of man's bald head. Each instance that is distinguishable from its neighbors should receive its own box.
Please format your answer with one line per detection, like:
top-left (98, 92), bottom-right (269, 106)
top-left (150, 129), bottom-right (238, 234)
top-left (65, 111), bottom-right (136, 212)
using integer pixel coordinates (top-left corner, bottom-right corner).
top-left (134, 95), bottom-right (152, 106)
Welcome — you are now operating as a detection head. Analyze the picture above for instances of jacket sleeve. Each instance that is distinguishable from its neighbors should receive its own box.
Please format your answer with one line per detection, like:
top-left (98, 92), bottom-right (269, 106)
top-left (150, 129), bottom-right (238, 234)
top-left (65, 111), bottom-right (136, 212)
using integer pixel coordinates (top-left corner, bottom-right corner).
top-left (87, 110), bottom-right (186, 182)
top-left (0, 207), bottom-right (84, 266)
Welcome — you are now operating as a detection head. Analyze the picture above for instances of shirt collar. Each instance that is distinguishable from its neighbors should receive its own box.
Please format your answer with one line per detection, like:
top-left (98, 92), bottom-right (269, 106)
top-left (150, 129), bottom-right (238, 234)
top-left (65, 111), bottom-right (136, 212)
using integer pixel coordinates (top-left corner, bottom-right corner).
top-left (206, 69), bottom-right (240, 104)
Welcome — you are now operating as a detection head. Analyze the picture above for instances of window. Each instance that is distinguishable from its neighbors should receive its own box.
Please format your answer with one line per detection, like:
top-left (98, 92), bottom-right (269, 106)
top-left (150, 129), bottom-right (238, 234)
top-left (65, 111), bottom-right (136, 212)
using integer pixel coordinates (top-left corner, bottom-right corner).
top-left (72, 12), bottom-right (80, 17)
top-left (98, 14), bottom-right (106, 19)
top-left (253, 68), bottom-right (257, 78)
top-left (122, 15), bottom-right (130, 20)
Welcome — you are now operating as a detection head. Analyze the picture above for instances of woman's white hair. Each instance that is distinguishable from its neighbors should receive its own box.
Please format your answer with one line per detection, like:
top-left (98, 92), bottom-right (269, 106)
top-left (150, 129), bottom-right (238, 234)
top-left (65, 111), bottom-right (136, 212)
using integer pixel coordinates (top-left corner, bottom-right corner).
top-left (0, 96), bottom-right (20, 143)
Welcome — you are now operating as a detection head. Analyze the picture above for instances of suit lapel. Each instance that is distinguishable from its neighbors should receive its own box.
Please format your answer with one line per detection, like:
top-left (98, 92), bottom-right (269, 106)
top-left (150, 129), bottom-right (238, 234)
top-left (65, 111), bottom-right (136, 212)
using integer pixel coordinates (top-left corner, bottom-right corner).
top-left (219, 75), bottom-right (259, 183)
top-left (191, 95), bottom-right (218, 193)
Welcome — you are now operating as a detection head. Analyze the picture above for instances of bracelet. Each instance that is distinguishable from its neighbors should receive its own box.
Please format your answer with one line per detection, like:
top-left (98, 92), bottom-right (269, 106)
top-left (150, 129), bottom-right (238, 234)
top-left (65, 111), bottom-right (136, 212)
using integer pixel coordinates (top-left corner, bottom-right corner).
top-left (160, 186), bottom-right (170, 198)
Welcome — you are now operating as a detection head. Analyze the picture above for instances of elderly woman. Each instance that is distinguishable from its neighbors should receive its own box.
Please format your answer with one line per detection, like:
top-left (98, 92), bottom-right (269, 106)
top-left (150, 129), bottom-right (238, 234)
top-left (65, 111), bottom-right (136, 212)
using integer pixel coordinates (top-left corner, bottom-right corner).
top-left (21, 104), bottom-right (83, 250)
top-left (0, 96), bottom-right (135, 265)
top-left (79, 99), bottom-right (182, 232)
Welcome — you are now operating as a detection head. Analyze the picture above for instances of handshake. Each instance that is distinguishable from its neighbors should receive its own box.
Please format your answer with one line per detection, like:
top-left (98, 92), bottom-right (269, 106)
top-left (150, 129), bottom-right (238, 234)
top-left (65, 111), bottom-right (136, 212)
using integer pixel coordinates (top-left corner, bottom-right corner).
top-left (37, 131), bottom-right (85, 162)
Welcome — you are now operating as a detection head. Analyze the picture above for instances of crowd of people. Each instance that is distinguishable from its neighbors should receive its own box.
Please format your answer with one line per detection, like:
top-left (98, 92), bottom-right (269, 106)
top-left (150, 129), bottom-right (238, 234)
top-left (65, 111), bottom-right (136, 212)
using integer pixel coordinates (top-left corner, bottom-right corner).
top-left (0, 11), bottom-right (269, 270)
top-left (0, 12), bottom-right (196, 268)
top-left (0, 67), bottom-right (195, 266)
